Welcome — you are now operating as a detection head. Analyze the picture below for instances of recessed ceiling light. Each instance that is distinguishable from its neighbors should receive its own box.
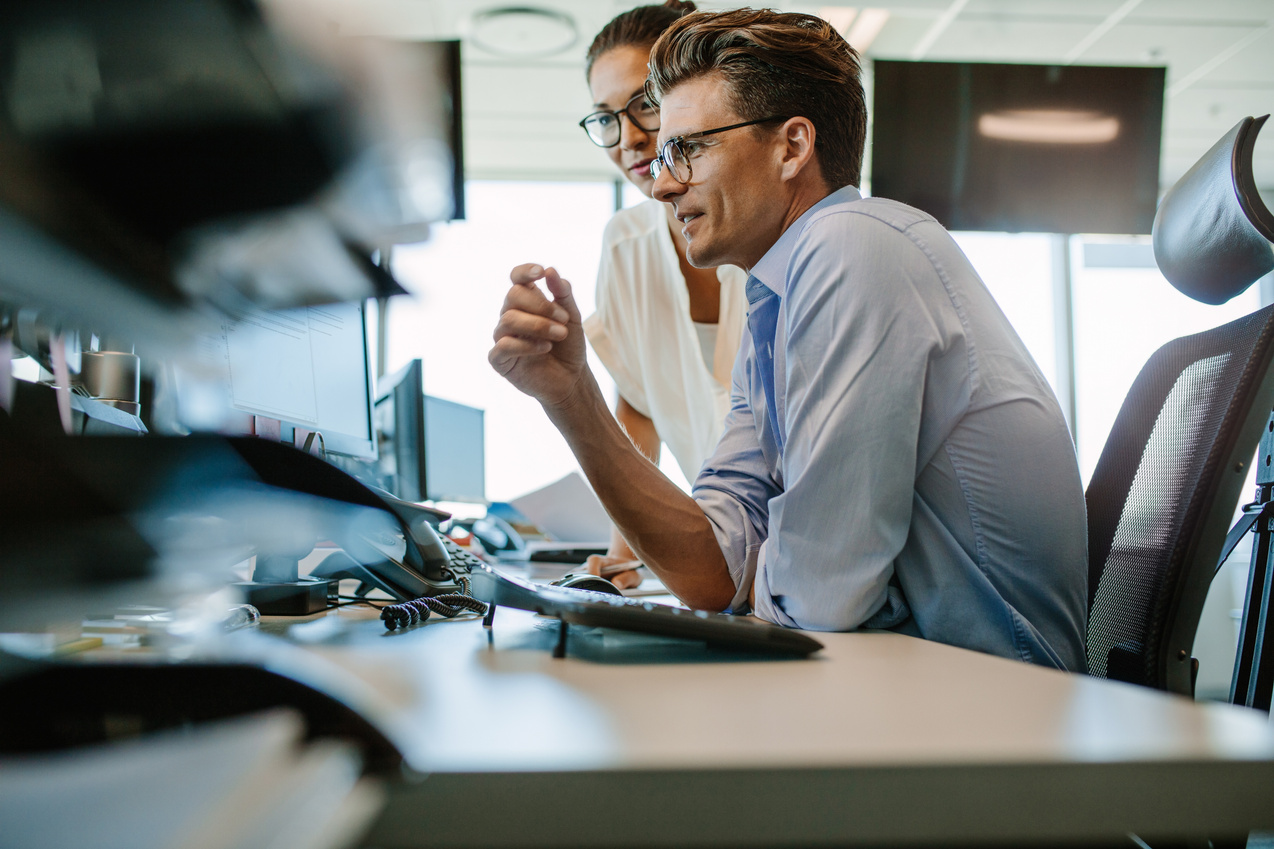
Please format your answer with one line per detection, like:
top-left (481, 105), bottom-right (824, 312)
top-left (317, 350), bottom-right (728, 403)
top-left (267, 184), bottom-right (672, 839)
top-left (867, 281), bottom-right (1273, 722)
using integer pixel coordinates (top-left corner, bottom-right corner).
top-left (469, 7), bottom-right (578, 59)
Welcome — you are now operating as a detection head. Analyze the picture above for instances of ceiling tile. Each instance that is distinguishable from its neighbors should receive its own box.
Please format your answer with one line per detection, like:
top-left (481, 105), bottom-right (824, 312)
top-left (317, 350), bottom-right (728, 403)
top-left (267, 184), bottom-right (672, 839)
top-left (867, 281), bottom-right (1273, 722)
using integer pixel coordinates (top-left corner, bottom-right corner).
top-left (962, 0), bottom-right (1125, 18)
top-left (921, 19), bottom-right (1096, 61)
top-left (1204, 28), bottom-right (1274, 81)
top-left (1078, 21), bottom-right (1260, 75)
top-left (1124, 0), bottom-right (1274, 23)
top-left (866, 16), bottom-right (944, 57)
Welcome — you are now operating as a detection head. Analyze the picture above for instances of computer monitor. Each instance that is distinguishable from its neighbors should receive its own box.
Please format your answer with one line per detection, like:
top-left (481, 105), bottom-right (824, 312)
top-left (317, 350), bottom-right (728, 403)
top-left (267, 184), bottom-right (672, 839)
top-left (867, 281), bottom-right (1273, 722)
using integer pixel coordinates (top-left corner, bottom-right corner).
top-left (216, 300), bottom-right (377, 460)
top-left (373, 359), bottom-right (426, 501)
top-left (424, 395), bottom-right (485, 503)
top-left (434, 39), bottom-right (465, 221)
top-left (870, 61), bottom-right (1165, 235)
top-left (380, 38), bottom-right (466, 222)
top-left (372, 358), bottom-right (485, 502)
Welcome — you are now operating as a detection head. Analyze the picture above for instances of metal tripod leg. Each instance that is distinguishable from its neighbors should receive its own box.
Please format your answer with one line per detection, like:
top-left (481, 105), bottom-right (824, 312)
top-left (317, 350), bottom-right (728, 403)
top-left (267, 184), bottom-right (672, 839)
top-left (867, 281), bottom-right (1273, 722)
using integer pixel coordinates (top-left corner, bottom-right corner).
top-left (1231, 507), bottom-right (1274, 710)
top-left (1227, 411), bottom-right (1274, 712)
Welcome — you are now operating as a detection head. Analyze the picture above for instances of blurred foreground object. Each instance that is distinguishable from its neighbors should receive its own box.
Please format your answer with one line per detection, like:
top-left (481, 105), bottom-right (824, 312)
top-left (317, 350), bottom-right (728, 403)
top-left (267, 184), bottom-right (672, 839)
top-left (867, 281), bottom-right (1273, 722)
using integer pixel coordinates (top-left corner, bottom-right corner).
top-left (0, 0), bottom-right (460, 354)
top-left (0, 709), bottom-right (384, 849)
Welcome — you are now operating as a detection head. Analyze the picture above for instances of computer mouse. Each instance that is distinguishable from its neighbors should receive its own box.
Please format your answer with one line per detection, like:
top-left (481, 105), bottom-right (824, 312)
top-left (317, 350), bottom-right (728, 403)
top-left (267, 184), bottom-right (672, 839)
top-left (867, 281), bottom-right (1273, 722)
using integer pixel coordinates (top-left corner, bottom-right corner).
top-left (550, 572), bottom-right (624, 596)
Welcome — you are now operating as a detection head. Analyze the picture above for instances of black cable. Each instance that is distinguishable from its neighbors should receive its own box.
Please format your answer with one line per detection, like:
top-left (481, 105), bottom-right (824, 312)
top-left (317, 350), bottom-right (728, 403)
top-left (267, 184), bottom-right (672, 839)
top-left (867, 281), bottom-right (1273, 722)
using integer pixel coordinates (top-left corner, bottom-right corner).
top-left (379, 574), bottom-right (489, 632)
top-left (331, 597), bottom-right (387, 610)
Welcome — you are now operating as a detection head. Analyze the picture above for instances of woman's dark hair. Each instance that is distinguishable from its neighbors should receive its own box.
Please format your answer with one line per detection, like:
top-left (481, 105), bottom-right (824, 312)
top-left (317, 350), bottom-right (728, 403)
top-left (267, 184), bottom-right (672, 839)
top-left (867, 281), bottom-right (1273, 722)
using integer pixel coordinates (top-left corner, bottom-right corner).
top-left (584, 0), bottom-right (696, 80)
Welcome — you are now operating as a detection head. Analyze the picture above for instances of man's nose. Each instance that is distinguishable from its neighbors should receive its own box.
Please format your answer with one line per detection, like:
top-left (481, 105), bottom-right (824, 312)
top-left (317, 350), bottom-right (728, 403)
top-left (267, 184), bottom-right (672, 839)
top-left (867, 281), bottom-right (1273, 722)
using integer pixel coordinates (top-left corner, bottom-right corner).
top-left (651, 163), bottom-right (683, 203)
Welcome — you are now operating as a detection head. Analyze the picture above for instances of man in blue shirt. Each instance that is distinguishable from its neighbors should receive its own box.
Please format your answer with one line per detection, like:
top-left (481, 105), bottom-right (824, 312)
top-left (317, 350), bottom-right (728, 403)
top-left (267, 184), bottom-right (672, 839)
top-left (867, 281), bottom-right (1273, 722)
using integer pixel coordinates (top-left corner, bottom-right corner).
top-left (490, 9), bottom-right (1088, 670)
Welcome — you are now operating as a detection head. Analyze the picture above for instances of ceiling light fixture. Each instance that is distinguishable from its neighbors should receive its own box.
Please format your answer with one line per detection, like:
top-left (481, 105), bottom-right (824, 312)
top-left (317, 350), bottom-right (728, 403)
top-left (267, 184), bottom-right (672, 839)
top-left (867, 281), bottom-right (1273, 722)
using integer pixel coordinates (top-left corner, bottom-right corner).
top-left (978, 109), bottom-right (1120, 144)
top-left (468, 6), bottom-right (578, 59)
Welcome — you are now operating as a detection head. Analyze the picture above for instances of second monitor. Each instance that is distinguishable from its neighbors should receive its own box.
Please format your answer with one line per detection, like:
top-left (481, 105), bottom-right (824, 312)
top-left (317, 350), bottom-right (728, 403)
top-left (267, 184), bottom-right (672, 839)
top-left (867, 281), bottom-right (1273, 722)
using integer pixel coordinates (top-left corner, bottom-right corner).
top-left (373, 359), bottom-right (485, 503)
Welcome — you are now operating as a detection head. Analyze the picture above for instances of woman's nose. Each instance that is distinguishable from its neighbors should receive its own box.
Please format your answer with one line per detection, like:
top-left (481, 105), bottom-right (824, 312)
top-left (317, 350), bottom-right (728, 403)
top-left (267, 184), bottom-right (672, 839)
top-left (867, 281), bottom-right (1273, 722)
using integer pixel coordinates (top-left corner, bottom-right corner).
top-left (618, 114), bottom-right (651, 151)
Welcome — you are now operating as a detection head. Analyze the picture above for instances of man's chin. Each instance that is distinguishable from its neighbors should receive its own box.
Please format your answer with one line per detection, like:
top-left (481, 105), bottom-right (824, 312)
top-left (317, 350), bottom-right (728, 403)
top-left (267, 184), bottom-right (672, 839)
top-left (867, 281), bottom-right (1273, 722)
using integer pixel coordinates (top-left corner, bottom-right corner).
top-left (685, 242), bottom-right (720, 270)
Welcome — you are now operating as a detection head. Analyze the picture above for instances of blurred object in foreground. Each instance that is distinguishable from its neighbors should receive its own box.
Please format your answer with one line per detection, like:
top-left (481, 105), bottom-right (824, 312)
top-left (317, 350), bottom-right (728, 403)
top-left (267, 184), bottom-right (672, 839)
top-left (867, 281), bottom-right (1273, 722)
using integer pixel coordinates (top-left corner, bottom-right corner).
top-left (0, 709), bottom-right (384, 849)
top-left (0, 0), bottom-right (462, 356)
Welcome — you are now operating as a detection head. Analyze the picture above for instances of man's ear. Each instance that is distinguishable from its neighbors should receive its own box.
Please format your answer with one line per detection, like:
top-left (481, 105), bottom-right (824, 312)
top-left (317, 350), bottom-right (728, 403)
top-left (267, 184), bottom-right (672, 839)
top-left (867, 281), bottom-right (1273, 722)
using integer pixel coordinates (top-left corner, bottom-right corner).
top-left (778, 117), bottom-right (818, 183)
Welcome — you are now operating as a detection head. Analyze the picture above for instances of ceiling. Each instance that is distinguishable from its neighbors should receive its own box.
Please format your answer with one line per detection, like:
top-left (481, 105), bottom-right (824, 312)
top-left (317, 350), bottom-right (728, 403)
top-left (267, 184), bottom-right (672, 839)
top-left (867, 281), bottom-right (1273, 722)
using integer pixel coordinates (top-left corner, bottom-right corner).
top-left (306, 0), bottom-right (1274, 199)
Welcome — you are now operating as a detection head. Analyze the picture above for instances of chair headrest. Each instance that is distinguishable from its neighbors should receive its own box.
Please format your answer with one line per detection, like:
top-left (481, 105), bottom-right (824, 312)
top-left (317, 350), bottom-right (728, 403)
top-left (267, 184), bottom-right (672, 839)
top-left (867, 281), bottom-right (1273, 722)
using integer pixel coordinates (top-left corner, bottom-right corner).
top-left (1152, 115), bottom-right (1274, 305)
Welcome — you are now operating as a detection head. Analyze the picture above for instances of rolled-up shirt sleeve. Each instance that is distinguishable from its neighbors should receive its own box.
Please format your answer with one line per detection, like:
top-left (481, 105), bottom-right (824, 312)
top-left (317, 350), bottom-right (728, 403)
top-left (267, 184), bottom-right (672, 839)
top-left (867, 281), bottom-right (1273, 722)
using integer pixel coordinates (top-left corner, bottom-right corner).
top-left (692, 334), bottom-right (779, 614)
top-left (696, 211), bottom-right (964, 631)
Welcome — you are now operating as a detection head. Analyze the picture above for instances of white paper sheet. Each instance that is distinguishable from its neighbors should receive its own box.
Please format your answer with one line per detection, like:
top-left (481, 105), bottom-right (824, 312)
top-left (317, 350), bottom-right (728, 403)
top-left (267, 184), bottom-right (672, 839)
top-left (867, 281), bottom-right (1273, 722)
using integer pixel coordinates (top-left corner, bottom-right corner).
top-left (509, 471), bottom-right (612, 543)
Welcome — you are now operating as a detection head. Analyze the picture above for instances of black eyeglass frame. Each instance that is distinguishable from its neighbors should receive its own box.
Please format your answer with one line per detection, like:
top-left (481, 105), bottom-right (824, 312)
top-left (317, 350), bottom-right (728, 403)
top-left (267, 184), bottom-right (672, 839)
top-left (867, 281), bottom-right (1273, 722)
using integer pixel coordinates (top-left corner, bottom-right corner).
top-left (649, 116), bottom-right (789, 184)
top-left (578, 92), bottom-right (659, 149)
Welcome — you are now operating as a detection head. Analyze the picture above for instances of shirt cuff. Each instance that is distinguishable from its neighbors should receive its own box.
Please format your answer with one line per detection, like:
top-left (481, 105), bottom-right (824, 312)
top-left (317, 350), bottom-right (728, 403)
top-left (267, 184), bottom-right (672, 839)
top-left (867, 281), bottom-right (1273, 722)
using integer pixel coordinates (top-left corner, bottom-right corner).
top-left (696, 491), bottom-right (759, 613)
top-left (748, 540), bottom-right (799, 628)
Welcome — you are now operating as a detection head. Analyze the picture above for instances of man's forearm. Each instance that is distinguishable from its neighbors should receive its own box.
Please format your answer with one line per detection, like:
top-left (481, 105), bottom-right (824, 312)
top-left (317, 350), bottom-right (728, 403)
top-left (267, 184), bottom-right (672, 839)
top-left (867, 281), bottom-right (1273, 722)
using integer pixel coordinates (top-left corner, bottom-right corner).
top-left (543, 373), bottom-right (737, 611)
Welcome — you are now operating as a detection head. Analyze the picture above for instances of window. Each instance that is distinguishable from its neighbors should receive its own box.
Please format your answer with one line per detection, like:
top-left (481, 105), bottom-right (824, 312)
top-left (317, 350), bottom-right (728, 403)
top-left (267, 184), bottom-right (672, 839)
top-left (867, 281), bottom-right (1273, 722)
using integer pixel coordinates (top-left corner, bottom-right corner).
top-left (951, 232), bottom-right (1057, 398)
top-left (1071, 254), bottom-right (1262, 482)
top-left (387, 180), bottom-right (616, 501)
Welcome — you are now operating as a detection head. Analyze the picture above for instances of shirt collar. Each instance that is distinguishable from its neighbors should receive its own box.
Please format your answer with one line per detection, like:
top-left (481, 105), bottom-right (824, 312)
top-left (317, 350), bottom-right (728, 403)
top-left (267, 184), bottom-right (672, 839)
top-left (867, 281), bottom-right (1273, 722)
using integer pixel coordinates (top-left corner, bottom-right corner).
top-left (748, 184), bottom-right (862, 298)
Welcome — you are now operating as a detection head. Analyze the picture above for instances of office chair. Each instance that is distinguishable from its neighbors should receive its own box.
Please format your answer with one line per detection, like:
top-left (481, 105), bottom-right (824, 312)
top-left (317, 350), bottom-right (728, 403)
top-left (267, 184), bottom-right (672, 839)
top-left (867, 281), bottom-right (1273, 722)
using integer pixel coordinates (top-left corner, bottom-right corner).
top-left (1086, 115), bottom-right (1274, 697)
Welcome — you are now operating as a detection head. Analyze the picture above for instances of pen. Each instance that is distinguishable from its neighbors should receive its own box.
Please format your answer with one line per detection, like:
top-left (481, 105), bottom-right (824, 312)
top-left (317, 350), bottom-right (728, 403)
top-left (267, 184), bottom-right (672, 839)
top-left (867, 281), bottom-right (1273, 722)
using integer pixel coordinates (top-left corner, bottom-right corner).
top-left (597, 561), bottom-right (644, 577)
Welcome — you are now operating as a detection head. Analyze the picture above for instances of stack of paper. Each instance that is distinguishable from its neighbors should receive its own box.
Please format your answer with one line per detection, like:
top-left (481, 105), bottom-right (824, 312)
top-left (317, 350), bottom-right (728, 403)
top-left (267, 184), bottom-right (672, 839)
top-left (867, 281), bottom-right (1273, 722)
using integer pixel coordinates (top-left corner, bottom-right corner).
top-left (0, 709), bottom-right (383, 849)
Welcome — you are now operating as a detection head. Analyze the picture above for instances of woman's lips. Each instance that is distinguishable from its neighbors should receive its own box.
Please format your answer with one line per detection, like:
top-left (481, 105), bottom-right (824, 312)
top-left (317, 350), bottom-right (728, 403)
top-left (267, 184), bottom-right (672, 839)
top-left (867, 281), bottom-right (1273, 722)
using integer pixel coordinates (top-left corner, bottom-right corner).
top-left (630, 158), bottom-right (653, 175)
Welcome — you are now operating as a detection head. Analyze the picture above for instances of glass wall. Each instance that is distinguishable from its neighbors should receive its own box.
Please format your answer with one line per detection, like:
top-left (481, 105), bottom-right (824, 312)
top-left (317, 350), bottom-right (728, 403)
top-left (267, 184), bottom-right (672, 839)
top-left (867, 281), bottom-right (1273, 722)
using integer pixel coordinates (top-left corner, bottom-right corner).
top-left (950, 232), bottom-right (1057, 399)
top-left (387, 180), bottom-right (616, 502)
top-left (387, 179), bottom-right (1266, 506)
top-left (1071, 259), bottom-right (1262, 481)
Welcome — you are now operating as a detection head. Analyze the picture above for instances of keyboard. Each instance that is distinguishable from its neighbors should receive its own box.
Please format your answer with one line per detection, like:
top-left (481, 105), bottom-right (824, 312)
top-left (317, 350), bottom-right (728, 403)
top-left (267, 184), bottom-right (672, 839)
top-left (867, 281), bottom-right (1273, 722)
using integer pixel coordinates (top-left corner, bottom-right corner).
top-left (468, 564), bottom-right (823, 657)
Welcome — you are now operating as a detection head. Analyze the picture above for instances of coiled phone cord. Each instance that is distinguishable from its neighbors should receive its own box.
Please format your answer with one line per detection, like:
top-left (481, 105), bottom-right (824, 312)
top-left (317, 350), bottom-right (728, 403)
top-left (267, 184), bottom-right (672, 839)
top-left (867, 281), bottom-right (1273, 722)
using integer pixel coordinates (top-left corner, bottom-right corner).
top-left (380, 573), bottom-right (489, 631)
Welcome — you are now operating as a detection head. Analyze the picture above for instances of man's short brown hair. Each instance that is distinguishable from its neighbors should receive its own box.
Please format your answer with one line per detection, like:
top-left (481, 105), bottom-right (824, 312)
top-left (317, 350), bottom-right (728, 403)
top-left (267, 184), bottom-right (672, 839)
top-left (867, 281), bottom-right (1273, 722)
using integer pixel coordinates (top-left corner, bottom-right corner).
top-left (646, 8), bottom-right (866, 190)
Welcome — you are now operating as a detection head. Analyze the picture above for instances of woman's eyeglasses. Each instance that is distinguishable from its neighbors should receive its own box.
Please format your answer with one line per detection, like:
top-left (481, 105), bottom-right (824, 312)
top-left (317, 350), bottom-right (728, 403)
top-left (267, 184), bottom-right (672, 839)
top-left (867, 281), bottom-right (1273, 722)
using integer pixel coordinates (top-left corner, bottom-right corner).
top-left (578, 93), bottom-right (659, 148)
top-left (648, 116), bottom-right (788, 185)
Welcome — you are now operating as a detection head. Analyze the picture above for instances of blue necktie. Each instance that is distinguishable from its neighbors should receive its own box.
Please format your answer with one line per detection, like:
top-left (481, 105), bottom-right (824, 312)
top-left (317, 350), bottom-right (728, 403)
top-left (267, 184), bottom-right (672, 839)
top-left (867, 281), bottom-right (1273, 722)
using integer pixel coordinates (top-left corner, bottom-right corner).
top-left (746, 275), bottom-right (782, 450)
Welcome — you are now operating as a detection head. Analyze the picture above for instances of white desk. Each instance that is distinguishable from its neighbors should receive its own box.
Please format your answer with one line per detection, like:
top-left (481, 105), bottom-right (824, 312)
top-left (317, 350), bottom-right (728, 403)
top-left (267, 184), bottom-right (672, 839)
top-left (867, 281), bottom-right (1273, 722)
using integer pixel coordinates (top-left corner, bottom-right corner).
top-left (257, 603), bottom-right (1274, 848)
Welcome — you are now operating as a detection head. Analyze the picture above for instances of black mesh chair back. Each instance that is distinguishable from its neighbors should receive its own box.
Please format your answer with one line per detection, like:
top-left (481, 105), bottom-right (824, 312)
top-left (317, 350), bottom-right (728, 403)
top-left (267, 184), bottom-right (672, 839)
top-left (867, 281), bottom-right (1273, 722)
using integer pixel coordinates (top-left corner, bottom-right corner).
top-left (1086, 304), bottom-right (1274, 694)
top-left (1087, 114), bottom-right (1274, 696)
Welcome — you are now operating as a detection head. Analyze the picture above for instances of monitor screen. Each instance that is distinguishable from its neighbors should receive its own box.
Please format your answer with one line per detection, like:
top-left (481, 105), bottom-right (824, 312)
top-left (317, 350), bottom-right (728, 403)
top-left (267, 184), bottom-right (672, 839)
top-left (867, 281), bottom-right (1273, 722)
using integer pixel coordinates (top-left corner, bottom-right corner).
top-left (371, 358), bottom-right (484, 502)
top-left (216, 300), bottom-right (377, 459)
top-left (870, 61), bottom-right (1165, 235)
top-left (424, 395), bottom-right (485, 503)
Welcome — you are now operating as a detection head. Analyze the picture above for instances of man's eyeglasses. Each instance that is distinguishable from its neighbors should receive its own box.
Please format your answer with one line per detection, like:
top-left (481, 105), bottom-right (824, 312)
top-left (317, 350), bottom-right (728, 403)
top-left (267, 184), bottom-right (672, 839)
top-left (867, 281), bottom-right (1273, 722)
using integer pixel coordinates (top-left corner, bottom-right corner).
top-left (579, 93), bottom-right (659, 148)
top-left (649, 116), bottom-right (788, 185)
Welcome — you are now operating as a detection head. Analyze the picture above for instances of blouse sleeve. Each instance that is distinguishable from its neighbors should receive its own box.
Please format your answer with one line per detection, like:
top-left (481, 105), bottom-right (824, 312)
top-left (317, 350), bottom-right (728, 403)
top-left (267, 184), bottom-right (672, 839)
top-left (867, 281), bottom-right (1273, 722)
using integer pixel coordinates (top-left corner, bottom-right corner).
top-left (583, 219), bottom-right (653, 417)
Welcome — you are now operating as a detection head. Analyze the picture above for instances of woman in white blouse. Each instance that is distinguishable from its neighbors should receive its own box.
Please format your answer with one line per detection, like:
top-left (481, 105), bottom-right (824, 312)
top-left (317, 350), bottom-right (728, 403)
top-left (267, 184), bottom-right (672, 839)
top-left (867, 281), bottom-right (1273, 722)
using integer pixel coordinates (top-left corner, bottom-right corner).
top-left (569, 1), bottom-right (748, 585)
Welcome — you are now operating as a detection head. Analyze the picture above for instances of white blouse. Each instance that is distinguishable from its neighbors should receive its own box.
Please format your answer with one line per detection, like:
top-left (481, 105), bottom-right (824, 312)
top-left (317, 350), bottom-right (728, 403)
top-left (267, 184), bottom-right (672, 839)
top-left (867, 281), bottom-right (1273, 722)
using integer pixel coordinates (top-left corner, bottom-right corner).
top-left (584, 200), bottom-right (748, 482)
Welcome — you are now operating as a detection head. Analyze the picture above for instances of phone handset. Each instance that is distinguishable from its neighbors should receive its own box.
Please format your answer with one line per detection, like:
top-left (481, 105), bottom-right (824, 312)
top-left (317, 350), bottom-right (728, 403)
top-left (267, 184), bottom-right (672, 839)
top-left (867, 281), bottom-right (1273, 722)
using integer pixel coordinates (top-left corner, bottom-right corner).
top-left (373, 491), bottom-right (453, 581)
top-left (316, 503), bottom-right (459, 601)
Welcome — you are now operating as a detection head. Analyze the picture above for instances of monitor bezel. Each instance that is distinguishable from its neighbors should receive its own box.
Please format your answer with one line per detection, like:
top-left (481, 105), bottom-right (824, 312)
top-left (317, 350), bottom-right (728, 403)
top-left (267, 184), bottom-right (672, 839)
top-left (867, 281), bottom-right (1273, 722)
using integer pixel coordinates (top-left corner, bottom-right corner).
top-left (373, 358), bottom-right (426, 501)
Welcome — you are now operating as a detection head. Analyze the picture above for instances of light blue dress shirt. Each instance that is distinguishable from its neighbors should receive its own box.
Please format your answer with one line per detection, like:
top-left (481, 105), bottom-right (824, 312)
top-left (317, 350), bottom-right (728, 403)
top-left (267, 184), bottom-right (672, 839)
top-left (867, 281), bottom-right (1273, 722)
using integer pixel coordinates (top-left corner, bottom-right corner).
top-left (692, 186), bottom-right (1088, 671)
